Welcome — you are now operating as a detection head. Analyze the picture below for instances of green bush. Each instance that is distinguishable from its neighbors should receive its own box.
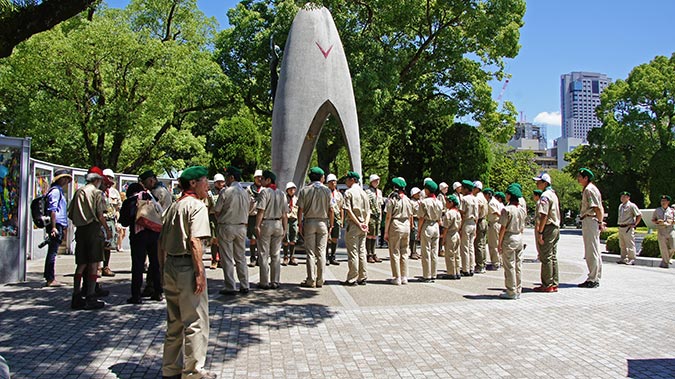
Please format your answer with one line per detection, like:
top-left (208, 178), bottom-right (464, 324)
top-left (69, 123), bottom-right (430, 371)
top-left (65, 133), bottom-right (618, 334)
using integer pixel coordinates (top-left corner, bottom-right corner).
top-left (605, 233), bottom-right (620, 254)
top-left (600, 227), bottom-right (618, 241)
top-left (640, 233), bottom-right (661, 258)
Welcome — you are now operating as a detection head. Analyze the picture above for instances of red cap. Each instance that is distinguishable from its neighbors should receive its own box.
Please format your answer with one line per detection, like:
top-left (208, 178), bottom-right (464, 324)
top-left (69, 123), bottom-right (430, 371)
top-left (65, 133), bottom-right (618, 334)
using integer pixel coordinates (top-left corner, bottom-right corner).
top-left (88, 166), bottom-right (104, 176)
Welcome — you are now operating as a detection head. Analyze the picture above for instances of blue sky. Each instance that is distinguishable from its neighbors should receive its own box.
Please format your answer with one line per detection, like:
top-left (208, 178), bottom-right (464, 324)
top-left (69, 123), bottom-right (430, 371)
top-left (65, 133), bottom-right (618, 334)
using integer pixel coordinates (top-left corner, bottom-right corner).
top-left (106, 1), bottom-right (675, 145)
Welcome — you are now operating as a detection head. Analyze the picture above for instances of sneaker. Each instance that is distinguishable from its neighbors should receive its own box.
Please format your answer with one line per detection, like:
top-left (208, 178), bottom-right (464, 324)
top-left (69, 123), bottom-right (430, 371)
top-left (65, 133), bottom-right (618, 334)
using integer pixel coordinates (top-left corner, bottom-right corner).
top-left (626, 260), bottom-right (635, 265)
top-left (401, 277), bottom-right (408, 285)
top-left (387, 278), bottom-right (401, 285)
top-left (499, 292), bottom-right (518, 300)
top-left (474, 266), bottom-right (486, 274)
top-left (460, 271), bottom-right (471, 277)
top-left (282, 257), bottom-right (289, 266)
top-left (357, 279), bottom-right (367, 286)
top-left (289, 257), bottom-right (299, 266)
top-left (84, 297), bottom-right (105, 310)
top-left (341, 280), bottom-right (357, 286)
top-left (578, 281), bottom-right (600, 288)
top-left (101, 267), bottom-right (115, 277)
top-left (71, 294), bottom-right (86, 310)
top-left (533, 285), bottom-right (558, 293)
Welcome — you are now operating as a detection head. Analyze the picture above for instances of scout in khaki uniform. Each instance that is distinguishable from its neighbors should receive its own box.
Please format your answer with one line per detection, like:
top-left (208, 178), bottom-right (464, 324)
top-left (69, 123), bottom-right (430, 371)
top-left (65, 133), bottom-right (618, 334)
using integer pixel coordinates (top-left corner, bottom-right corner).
top-left (68, 167), bottom-right (112, 310)
top-left (459, 180), bottom-right (478, 276)
top-left (215, 166), bottom-right (251, 295)
top-left (158, 166), bottom-right (216, 379)
top-left (366, 174), bottom-right (384, 263)
top-left (342, 171), bottom-right (370, 285)
top-left (498, 184), bottom-right (526, 300)
top-left (247, 170), bottom-right (264, 267)
top-left (139, 170), bottom-right (174, 211)
top-left (417, 180), bottom-right (443, 282)
top-left (531, 190), bottom-right (543, 262)
top-left (617, 191), bottom-right (642, 265)
top-left (484, 188), bottom-right (502, 271)
top-left (209, 174), bottom-right (226, 269)
top-left (297, 167), bottom-right (333, 288)
top-left (383, 177), bottom-right (413, 285)
top-left (409, 187), bottom-right (422, 260)
top-left (282, 182), bottom-right (299, 266)
top-left (326, 174), bottom-right (344, 265)
top-left (472, 181), bottom-right (488, 274)
top-left (441, 195), bottom-right (462, 279)
top-left (577, 168), bottom-right (605, 288)
top-left (532, 173), bottom-right (561, 292)
top-left (254, 170), bottom-right (288, 289)
top-left (652, 195), bottom-right (675, 268)
top-left (437, 182), bottom-right (449, 257)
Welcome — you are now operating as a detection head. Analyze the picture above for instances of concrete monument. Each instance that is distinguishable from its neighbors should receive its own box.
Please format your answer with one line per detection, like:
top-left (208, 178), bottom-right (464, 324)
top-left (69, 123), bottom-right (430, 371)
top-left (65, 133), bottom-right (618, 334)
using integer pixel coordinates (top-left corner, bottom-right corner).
top-left (271, 4), bottom-right (361, 188)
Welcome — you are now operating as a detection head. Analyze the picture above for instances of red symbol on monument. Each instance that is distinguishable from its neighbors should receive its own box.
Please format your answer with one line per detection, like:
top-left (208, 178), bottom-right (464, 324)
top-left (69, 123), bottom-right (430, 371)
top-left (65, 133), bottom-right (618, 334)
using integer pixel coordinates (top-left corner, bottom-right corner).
top-left (315, 42), bottom-right (333, 59)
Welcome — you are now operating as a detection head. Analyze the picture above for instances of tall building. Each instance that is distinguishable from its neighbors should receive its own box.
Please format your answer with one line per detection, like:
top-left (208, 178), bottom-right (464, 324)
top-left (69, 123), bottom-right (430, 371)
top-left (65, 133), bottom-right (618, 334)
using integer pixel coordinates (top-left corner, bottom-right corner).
top-left (560, 72), bottom-right (611, 141)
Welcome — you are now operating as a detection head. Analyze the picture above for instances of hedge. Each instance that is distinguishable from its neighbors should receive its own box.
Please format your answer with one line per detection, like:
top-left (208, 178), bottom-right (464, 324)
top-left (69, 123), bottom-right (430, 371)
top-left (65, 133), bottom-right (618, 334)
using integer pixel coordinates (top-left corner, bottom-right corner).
top-left (600, 227), bottom-right (618, 241)
top-left (605, 233), bottom-right (619, 254)
top-left (640, 233), bottom-right (661, 258)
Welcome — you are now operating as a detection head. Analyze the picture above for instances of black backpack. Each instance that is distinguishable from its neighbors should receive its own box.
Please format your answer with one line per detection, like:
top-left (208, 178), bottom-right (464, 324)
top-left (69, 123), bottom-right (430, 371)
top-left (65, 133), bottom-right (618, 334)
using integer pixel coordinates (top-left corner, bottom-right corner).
top-left (31, 187), bottom-right (61, 228)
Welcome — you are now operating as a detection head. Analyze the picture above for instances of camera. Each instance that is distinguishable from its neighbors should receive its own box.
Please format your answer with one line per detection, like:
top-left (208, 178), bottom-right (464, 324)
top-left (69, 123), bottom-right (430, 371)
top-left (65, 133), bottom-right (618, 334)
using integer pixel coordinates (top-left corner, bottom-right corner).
top-left (38, 236), bottom-right (50, 249)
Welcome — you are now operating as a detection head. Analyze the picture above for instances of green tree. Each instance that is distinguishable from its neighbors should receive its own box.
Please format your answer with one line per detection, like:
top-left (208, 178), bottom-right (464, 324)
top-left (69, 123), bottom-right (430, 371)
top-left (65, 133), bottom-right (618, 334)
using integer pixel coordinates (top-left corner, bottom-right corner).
top-left (208, 115), bottom-right (264, 180)
top-left (548, 169), bottom-right (581, 221)
top-left (488, 144), bottom-right (539, 196)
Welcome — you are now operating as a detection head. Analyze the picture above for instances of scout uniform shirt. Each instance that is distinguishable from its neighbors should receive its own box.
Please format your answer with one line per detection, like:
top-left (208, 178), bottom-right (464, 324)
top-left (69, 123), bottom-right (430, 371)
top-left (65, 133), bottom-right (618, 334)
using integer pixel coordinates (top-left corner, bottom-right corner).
top-left (580, 182), bottom-right (603, 221)
top-left (500, 204), bottom-right (526, 240)
top-left (297, 182), bottom-right (331, 220)
top-left (419, 195), bottom-right (443, 223)
top-left (386, 192), bottom-right (413, 223)
top-left (487, 197), bottom-right (503, 225)
top-left (344, 183), bottom-right (370, 224)
top-left (68, 183), bottom-right (106, 227)
top-left (538, 187), bottom-right (561, 227)
top-left (460, 193), bottom-right (479, 223)
top-left (617, 201), bottom-right (641, 227)
top-left (151, 184), bottom-right (174, 212)
top-left (366, 186), bottom-right (383, 220)
top-left (475, 192), bottom-right (488, 221)
top-left (330, 188), bottom-right (345, 226)
top-left (652, 206), bottom-right (675, 233)
top-left (214, 182), bottom-right (250, 225)
top-left (247, 183), bottom-right (262, 217)
top-left (442, 208), bottom-right (462, 235)
top-left (287, 193), bottom-right (298, 221)
top-left (159, 194), bottom-right (211, 256)
top-left (257, 187), bottom-right (288, 219)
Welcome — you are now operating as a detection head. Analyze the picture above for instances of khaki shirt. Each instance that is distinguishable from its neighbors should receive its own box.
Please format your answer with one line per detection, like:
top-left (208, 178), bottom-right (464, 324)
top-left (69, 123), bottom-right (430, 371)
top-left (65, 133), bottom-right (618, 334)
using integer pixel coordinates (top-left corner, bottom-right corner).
top-left (581, 182), bottom-right (603, 220)
top-left (214, 182), bottom-right (250, 225)
top-left (151, 185), bottom-right (173, 212)
top-left (538, 188), bottom-right (561, 227)
top-left (442, 208), bottom-right (462, 234)
top-left (475, 192), bottom-right (488, 220)
top-left (159, 195), bottom-right (211, 256)
top-left (68, 183), bottom-right (106, 227)
top-left (330, 189), bottom-right (344, 224)
top-left (500, 204), bottom-right (526, 235)
top-left (247, 184), bottom-right (263, 216)
top-left (344, 183), bottom-right (370, 224)
top-left (419, 196), bottom-right (443, 222)
top-left (257, 187), bottom-right (288, 219)
top-left (386, 193), bottom-right (413, 220)
top-left (652, 206), bottom-right (674, 233)
top-left (487, 197), bottom-right (503, 224)
top-left (460, 193), bottom-right (479, 222)
top-left (286, 194), bottom-right (298, 220)
top-left (617, 201), bottom-right (641, 226)
top-left (297, 182), bottom-right (331, 220)
top-left (366, 187), bottom-right (383, 219)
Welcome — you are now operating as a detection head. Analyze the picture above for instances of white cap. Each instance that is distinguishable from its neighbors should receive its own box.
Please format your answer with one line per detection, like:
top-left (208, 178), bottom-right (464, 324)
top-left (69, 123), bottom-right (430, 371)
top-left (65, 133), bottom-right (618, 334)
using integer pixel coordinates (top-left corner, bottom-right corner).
top-left (213, 174), bottom-right (225, 182)
top-left (369, 174), bottom-right (380, 182)
top-left (423, 177), bottom-right (433, 184)
top-left (410, 187), bottom-right (421, 196)
top-left (439, 182), bottom-right (448, 190)
top-left (452, 181), bottom-right (461, 190)
top-left (254, 169), bottom-right (263, 177)
top-left (102, 169), bottom-right (115, 178)
top-left (473, 181), bottom-right (483, 190)
top-left (326, 174), bottom-right (338, 182)
top-left (285, 182), bottom-right (297, 190)
top-left (533, 172), bottom-right (552, 184)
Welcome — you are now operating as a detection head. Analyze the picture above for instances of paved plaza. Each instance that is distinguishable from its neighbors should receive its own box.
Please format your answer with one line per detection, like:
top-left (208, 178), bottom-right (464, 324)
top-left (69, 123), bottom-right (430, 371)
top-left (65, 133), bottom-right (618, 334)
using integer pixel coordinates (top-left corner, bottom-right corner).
top-left (1, 229), bottom-right (674, 378)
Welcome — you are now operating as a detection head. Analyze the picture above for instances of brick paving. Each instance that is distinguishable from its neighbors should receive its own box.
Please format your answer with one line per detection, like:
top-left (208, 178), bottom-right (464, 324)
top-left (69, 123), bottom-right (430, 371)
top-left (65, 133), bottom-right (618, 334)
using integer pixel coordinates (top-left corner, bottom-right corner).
top-left (1, 228), bottom-right (674, 378)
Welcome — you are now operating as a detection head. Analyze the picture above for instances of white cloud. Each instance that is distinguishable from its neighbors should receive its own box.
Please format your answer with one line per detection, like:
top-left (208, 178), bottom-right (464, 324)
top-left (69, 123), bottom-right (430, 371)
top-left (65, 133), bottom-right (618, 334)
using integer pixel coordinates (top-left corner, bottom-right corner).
top-left (533, 111), bottom-right (561, 127)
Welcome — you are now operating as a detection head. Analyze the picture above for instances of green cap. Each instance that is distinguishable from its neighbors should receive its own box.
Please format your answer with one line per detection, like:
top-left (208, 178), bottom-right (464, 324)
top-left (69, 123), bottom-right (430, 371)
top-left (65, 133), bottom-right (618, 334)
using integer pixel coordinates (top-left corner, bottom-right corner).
top-left (346, 171), bottom-right (360, 180)
top-left (506, 183), bottom-right (523, 199)
top-left (225, 166), bottom-right (242, 177)
top-left (620, 191), bottom-right (631, 197)
top-left (447, 194), bottom-right (459, 205)
top-left (578, 167), bottom-right (595, 181)
top-left (662, 195), bottom-right (672, 202)
top-left (533, 189), bottom-right (543, 196)
top-left (461, 179), bottom-right (474, 189)
top-left (425, 180), bottom-right (438, 193)
top-left (139, 170), bottom-right (156, 181)
top-left (391, 177), bottom-right (406, 189)
top-left (309, 167), bottom-right (325, 176)
top-left (262, 170), bottom-right (276, 182)
top-left (494, 192), bottom-right (506, 201)
top-left (513, 182), bottom-right (522, 190)
top-left (482, 187), bottom-right (494, 195)
top-left (180, 166), bottom-right (208, 181)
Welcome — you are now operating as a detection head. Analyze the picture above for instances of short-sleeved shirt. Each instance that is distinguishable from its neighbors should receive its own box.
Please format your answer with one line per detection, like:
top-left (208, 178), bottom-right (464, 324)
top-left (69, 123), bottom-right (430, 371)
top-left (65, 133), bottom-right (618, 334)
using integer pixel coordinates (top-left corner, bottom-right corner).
top-left (487, 197), bottom-right (503, 224)
top-left (652, 206), bottom-right (675, 232)
top-left (330, 189), bottom-right (344, 223)
top-left (343, 183), bottom-right (370, 224)
top-left (151, 184), bottom-right (173, 212)
top-left (580, 182), bottom-right (603, 219)
top-left (500, 204), bottom-right (525, 235)
top-left (287, 194), bottom-right (298, 220)
top-left (419, 196), bottom-right (443, 222)
top-left (47, 185), bottom-right (68, 227)
top-left (475, 192), bottom-right (488, 220)
top-left (214, 182), bottom-right (250, 225)
top-left (538, 188), bottom-right (561, 227)
top-left (159, 195), bottom-right (211, 256)
top-left (257, 187), bottom-right (288, 219)
top-left (460, 194), bottom-right (479, 222)
top-left (68, 183), bottom-right (106, 227)
top-left (386, 192), bottom-right (413, 220)
top-left (411, 198), bottom-right (420, 218)
top-left (297, 182), bottom-right (331, 220)
top-left (247, 184), bottom-right (263, 216)
top-left (617, 201), bottom-right (641, 226)
top-left (442, 208), bottom-right (462, 234)
top-left (366, 187), bottom-right (383, 219)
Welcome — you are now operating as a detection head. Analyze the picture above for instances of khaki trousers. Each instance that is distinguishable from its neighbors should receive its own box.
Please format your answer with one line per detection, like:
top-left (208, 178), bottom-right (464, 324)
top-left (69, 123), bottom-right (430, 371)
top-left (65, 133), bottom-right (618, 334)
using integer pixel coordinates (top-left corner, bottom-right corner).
top-left (501, 234), bottom-right (523, 296)
top-left (346, 222), bottom-right (368, 282)
top-left (259, 219), bottom-right (284, 286)
top-left (487, 221), bottom-right (501, 267)
top-left (474, 219), bottom-right (487, 269)
top-left (460, 221), bottom-right (476, 272)
top-left (582, 218), bottom-right (602, 282)
top-left (443, 232), bottom-right (460, 276)
top-left (217, 224), bottom-right (248, 291)
top-left (388, 219), bottom-right (410, 279)
top-left (538, 224), bottom-right (559, 287)
top-left (162, 256), bottom-right (209, 378)
top-left (304, 219), bottom-right (328, 285)
top-left (618, 226), bottom-right (637, 262)
top-left (420, 221), bottom-right (439, 279)
top-left (657, 228), bottom-right (675, 265)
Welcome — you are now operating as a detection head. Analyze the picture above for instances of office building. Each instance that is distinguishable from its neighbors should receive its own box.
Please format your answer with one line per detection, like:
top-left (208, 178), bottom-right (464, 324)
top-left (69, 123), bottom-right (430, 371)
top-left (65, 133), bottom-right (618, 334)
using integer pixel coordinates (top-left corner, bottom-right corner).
top-left (560, 72), bottom-right (611, 142)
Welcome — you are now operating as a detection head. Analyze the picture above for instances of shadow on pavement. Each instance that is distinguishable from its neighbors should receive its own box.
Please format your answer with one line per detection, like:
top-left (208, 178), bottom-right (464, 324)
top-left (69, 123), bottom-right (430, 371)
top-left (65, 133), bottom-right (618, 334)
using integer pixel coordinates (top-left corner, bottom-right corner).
top-left (627, 358), bottom-right (675, 378)
top-left (463, 294), bottom-right (502, 300)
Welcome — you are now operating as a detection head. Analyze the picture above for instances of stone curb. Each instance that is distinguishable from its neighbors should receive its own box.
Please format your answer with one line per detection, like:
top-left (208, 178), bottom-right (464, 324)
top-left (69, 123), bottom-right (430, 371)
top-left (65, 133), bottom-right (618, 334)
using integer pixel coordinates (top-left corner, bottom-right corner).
top-left (601, 252), bottom-right (667, 267)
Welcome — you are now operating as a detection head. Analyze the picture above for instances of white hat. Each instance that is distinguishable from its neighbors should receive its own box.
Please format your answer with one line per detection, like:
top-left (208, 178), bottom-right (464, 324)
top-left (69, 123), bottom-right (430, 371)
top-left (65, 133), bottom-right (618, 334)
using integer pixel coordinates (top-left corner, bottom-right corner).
top-left (439, 182), bottom-right (448, 190)
top-left (369, 174), bottom-right (380, 182)
top-left (473, 181), bottom-right (483, 190)
top-left (533, 172), bottom-right (552, 184)
top-left (452, 181), bottom-right (461, 190)
top-left (410, 187), bottom-right (421, 196)
top-left (424, 177), bottom-right (433, 184)
top-left (213, 173), bottom-right (225, 182)
top-left (102, 169), bottom-right (115, 178)
top-left (254, 169), bottom-right (263, 177)
top-left (285, 182), bottom-right (297, 190)
top-left (326, 174), bottom-right (338, 182)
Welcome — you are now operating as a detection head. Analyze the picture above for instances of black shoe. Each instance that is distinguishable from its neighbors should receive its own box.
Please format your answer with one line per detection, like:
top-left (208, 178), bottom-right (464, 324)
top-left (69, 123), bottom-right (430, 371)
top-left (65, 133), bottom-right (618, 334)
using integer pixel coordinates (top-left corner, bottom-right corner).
top-left (141, 286), bottom-right (154, 298)
top-left (150, 293), bottom-right (164, 301)
top-left (71, 294), bottom-right (86, 310)
top-left (341, 280), bottom-right (357, 286)
top-left (460, 271), bottom-right (471, 277)
top-left (453, 275), bottom-right (461, 280)
top-left (357, 279), bottom-right (367, 286)
top-left (469, 271), bottom-right (474, 277)
top-left (84, 297), bottom-right (105, 310)
top-left (330, 259), bottom-right (340, 266)
top-left (126, 297), bottom-right (143, 304)
top-left (578, 281), bottom-right (600, 288)
top-left (219, 289), bottom-right (238, 296)
top-left (239, 287), bottom-right (250, 295)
